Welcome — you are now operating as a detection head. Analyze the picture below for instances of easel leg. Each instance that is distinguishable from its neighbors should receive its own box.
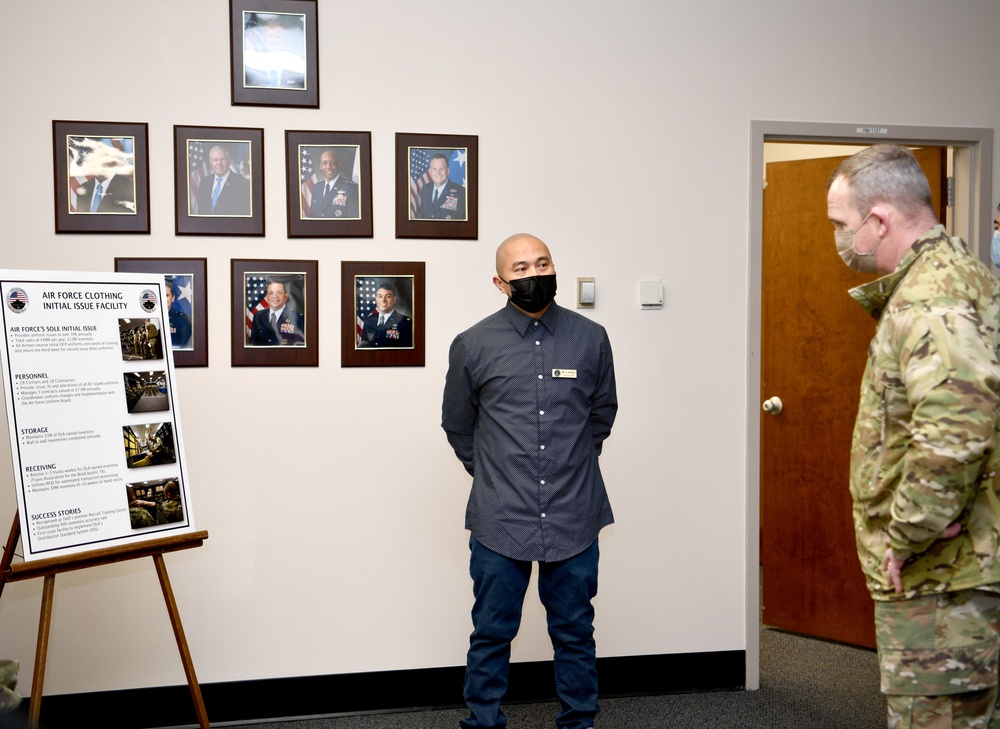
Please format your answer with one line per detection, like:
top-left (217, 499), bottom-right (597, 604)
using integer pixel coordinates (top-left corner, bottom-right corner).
top-left (153, 554), bottom-right (210, 729)
top-left (0, 514), bottom-right (20, 603)
top-left (29, 574), bottom-right (54, 729)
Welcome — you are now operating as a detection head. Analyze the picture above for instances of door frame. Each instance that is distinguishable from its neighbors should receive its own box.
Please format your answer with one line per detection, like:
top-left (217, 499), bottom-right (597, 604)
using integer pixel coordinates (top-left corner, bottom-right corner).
top-left (745, 121), bottom-right (993, 689)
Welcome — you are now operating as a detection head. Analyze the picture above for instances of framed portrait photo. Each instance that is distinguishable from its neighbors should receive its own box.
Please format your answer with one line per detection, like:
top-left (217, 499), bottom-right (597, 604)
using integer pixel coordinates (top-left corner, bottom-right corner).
top-left (342, 261), bottom-right (425, 368)
top-left (174, 125), bottom-right (264, 236)
top-left (285, 130), bottom-right (373, 238)
top-left (232, 259), bottom-right (318, 367)
top-left (230, 0), bottom-right (319, 108)
top-left (115, 257), bottom-right (208, 367)
top-left (52, 120), bottom-right (150, 234)
top-left (395, 133), bottom-right (478, 240)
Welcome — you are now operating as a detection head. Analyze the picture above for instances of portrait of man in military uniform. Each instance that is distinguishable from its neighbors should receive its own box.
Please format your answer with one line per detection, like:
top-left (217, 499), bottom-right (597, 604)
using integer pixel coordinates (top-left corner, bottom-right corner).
top-left (408, 147), bottom-right (468, 222)
top-left (244, 273), bottom-right (307, 348)
top-left (299, 145), bottom-right (361, 220)
top-left (354, 276), bottom-right (415, 350)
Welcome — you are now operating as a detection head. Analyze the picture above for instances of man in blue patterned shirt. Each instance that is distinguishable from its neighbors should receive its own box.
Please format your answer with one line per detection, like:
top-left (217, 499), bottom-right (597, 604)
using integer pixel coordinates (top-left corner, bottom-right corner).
top-left (442, 233), bottom-right (618, 729)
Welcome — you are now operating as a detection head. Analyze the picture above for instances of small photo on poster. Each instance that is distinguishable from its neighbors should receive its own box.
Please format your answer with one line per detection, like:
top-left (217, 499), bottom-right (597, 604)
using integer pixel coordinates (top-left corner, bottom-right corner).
top-left (123, 422), bottom-right (175, 469)
top-left (119, 318), bottom-right (163, 361)
top-left (125, 477), bottom-right (184, 529)
top-left (123, 371), bottom-right (170, 414)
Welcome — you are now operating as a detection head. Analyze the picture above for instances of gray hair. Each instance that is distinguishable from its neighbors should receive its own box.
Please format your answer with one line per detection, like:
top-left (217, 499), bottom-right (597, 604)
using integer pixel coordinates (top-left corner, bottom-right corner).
top-left (828, 145), bottom-right (932, 217)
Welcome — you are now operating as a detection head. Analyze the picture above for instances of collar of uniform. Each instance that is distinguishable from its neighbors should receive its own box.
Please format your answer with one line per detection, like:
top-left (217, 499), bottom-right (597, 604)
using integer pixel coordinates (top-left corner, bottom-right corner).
top-left (848, 224), bottom-right (952, 320)
top-left (504, 300), bottom-right (559, 336)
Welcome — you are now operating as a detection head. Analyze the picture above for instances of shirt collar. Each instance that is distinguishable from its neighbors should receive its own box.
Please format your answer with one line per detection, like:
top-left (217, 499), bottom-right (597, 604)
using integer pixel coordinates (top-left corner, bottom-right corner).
top-left (848, 224), bottom-right (955, 320)
top-left (504, 300), bottom-right (559, 336)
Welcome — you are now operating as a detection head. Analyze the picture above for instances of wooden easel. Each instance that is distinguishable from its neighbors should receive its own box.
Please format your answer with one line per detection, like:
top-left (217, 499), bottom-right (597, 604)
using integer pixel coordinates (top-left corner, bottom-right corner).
top-left (0, 514), bottom-right (211, 729)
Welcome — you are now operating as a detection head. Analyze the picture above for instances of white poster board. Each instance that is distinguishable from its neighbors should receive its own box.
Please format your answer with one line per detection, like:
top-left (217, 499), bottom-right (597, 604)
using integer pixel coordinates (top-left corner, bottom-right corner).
top-left (0, 269), bottom-right (196, 560)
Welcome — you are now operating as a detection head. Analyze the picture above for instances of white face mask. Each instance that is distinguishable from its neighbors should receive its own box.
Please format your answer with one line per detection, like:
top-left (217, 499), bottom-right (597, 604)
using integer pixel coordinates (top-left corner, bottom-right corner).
top-left (834, 212), bottom-right (881, 274)
top-left (990, 229), bottom-right (1000, 268)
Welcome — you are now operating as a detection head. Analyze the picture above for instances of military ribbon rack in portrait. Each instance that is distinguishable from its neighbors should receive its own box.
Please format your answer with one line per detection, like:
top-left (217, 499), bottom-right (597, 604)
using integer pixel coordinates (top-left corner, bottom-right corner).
top-left (230, 0), bottom-right (319, 108)
top-left (231, 259), bottom-right (318, 367)
top-left (285, 130), bottom-right (373, 238)
top-left (173, 125), bottom-right (265, 236)
top-left (52, 120), bottom-right (150, 234)
top-left (341, 261), bottom-right (425, 368)
top-left (395, 133), bottom-right (478, 240)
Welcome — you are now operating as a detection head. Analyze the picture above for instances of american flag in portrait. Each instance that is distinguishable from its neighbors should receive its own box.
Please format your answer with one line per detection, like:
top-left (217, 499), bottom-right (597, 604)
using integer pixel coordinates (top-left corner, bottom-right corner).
top-left (355, 277), bottom-right (379, 343)
top-left (244, 274), bottom-right (272, 339)
top-left (299, 146), bottom-right (316, 217)
top-left (408, 148), bottom-right (432, 218)
top-left (188, 141), bottom-right (208, 215)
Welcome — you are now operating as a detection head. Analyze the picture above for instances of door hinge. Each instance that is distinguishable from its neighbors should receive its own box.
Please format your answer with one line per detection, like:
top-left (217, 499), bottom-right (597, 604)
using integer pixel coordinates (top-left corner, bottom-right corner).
top-left (946, 176), bottom-right (955, 208)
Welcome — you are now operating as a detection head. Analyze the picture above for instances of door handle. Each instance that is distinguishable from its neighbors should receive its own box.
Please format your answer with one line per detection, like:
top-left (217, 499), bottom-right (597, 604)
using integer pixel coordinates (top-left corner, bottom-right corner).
top-left (762, 396), bottom-right (783, 415)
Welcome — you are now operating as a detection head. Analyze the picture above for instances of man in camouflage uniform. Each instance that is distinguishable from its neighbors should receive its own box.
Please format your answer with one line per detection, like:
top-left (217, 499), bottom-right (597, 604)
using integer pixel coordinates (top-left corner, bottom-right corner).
top-left (828, 145), bottom-right (1000, 728)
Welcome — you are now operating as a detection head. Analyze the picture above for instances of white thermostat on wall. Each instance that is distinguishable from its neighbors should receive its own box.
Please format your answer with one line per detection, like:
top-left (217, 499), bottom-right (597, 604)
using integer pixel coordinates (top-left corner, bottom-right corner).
top-left (640, 278), bottom-right (663, 308)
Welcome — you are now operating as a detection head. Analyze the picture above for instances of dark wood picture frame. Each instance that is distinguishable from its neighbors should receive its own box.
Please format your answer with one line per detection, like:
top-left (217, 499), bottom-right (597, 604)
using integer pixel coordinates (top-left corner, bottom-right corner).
top-left (174, 125), bottom-right (264, 237)
top-left (232, 259), bottom-right (318, 367)
top-left (395, 133), bottom-right (477, 240)
top-left (341, 261), bottom-right (425, 368)
top-left (230, 0), bottom-right (319, 108)
top-left (115, 258), bottom-right (208, 368)
top-left (285, 130), bottom-right (373, 238)
top-left (53, 120), bottom-right (150, 234)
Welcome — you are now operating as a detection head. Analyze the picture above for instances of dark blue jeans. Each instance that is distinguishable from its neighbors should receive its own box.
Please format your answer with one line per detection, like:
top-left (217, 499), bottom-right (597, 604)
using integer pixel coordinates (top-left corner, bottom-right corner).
top-left (461, 537), bottom-right (599, 729)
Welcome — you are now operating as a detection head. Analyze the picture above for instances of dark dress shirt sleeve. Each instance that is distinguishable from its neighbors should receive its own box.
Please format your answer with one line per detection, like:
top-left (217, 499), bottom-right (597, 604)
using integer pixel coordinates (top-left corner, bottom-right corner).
top-left (442, 334), bottom-right (478, 475)
top-left (590, 333), bottom-right (617, 455)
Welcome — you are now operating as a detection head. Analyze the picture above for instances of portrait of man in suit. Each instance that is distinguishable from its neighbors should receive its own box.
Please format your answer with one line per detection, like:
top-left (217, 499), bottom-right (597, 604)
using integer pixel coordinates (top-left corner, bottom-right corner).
top-left (305, 147), bottom-right (360, 220)
top-left (192, 144), bottom-right (251, 216)
top-left (247, 277), bottom-right (305, 347)
top-left (357, 280), bottom-right (413, 349)
top-left (68, 136), bottom-right (136, 215)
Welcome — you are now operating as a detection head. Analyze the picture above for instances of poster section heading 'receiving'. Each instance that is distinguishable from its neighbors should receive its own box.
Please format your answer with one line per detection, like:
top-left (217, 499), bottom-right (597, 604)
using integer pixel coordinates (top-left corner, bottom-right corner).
top-left (0, 270), bottom-right (195, 561)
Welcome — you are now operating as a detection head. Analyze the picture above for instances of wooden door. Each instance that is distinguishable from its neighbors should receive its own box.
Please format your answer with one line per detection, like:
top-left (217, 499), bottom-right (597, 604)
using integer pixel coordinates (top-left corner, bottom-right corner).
top-left (760, 146), bottom-right (945, 648)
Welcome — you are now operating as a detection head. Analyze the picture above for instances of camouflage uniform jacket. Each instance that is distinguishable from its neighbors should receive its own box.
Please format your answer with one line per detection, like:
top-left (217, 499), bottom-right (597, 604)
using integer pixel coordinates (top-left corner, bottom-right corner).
top-left (849, 225), bottom-right (1000, 601)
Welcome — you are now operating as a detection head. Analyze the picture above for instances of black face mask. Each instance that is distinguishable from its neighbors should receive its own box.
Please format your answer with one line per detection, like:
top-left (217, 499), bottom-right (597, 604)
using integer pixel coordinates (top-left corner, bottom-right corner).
top-left (501, 274), bottom-right (557, 313)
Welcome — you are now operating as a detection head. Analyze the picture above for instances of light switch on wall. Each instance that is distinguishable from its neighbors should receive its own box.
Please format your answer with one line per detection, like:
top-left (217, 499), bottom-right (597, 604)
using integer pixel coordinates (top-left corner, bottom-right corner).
top-left (577, 277), bottom-right (595, 308)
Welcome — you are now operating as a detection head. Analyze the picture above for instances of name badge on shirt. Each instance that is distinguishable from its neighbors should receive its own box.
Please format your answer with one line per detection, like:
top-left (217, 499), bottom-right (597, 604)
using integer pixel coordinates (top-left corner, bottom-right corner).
top-left (552, 369), bottom-right (577, 378)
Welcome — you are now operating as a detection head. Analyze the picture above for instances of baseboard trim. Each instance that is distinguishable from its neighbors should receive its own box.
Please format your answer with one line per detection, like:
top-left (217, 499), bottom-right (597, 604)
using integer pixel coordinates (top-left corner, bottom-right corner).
top-left (21, 650), bottom-right (745, 729)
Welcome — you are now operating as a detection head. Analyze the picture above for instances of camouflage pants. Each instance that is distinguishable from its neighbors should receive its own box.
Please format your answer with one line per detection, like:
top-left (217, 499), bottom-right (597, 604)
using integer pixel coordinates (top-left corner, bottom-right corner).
top-left (875, 589), bottom-right (1000, 728)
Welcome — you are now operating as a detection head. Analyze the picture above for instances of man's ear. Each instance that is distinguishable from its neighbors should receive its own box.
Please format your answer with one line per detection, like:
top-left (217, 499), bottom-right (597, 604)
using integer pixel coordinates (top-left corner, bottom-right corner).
top-left (870, 205), bottom-right (890, 237)
top-left (492, 276), bottom-right (507, 294)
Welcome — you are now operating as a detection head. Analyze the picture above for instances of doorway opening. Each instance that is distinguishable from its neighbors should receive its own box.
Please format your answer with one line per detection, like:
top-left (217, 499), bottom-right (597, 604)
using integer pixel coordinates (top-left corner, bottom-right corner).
top-left (745, 121), bottom-right (993, 689)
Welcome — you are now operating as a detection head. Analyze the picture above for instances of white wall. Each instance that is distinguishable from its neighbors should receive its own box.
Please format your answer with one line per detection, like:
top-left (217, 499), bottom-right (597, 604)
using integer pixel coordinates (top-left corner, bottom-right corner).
top-left (0, 0), bottom-right (998, 696)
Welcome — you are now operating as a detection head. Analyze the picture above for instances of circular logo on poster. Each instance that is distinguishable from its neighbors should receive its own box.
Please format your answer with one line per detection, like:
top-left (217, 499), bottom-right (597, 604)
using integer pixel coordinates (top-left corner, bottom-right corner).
top-left (5, 288), bottom-right (28, 314)
top-left (139, 289), bottom-right (157, 312)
